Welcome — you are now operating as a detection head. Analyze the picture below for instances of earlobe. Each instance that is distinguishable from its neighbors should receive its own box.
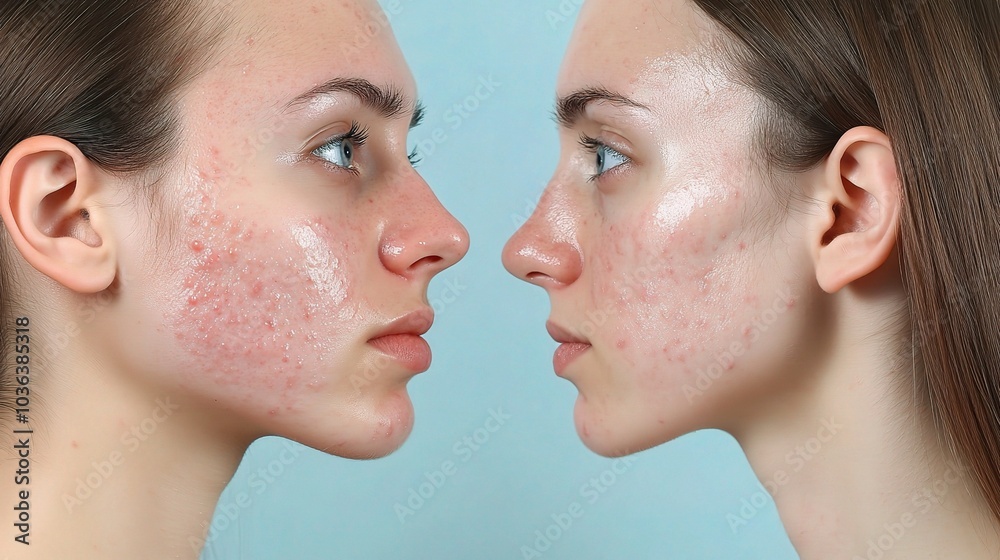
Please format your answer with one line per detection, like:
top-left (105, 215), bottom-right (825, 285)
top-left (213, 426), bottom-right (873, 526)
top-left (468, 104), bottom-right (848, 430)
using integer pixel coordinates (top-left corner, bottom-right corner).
top-left (0, 135), bottom-right (117, 294)
top-left (814, 126), bottom-right (901, 293)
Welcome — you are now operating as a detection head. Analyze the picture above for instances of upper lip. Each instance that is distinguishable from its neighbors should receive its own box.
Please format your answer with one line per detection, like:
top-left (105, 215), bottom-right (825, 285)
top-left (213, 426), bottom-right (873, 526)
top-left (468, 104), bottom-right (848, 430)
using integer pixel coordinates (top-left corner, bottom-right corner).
top-left (370, 308), bottom-right (435, 339)
top-left (546, 321), bottom-right (590, 345)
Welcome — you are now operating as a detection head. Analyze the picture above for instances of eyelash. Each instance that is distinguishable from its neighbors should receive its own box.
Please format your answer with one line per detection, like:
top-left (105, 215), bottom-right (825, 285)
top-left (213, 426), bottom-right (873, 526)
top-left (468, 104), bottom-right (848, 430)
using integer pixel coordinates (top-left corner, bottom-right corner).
top-left (579, 134), bottom-right (630, 182)
top-left (314, 121), bottom-right (424, 174)
top-left (315, 121), bottom-right (367, 176)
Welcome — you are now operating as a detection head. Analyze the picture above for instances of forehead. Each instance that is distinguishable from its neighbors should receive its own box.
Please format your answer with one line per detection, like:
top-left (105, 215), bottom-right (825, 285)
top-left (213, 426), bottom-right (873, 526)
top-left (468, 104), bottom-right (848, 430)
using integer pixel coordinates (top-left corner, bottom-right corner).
top-left (191, 0), bottom-right (415, 115)
top-left (558, 0), bottom-right (719, 104)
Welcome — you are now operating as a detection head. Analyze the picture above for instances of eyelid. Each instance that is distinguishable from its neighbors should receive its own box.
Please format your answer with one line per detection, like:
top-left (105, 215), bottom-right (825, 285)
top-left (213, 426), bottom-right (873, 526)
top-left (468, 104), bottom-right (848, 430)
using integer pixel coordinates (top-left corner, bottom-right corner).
top-left (309, 121), bottom-right (368, 177)
top-left (579, 133), bottom-right (633, 183)
top-left (581, 128), bottom-right (634, 158)
top-left (314, 121), bottom-right (369, 151)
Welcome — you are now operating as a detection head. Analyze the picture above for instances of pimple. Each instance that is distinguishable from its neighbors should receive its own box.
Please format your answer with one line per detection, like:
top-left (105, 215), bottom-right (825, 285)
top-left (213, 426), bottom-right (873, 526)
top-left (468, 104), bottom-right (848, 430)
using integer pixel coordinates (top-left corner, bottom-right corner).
top-left (616, 339), bottom-right (628, 350)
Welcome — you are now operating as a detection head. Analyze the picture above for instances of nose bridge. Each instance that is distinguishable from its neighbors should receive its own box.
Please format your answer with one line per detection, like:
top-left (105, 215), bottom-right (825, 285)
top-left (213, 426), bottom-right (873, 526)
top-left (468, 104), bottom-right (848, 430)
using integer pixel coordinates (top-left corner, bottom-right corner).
top-left (379, 167), bottom-right (469, 278)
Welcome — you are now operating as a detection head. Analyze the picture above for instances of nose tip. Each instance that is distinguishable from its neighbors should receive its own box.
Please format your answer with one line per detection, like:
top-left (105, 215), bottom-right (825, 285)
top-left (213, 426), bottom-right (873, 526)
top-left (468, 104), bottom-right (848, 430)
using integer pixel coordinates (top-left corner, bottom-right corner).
top-left (410, 224), bottom-right (470, 276)
top-left (502, 224), bottom-right (582, 288)
top-left (380, 199), bottom-right (470, 280)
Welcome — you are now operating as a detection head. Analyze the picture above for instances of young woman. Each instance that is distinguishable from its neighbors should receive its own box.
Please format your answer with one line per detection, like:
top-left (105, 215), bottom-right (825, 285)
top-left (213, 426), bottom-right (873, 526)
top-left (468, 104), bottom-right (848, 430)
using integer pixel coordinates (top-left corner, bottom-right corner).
top-left (503, 0), bottom-right (1000, 557)
top-left (0, 1), bottom-right (467, 558)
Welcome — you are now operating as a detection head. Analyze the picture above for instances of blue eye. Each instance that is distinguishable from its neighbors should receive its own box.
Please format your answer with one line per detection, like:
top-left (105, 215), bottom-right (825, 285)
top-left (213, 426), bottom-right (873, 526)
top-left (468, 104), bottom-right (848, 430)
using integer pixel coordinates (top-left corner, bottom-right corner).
top-left (313, 122), bottom-right (368, 173)
top-left (580, 135), bottom-right (631, 181)
top-left (595, 144), bottom-right (628, 175)
top-left (314, 138), bottom-right (355, 168)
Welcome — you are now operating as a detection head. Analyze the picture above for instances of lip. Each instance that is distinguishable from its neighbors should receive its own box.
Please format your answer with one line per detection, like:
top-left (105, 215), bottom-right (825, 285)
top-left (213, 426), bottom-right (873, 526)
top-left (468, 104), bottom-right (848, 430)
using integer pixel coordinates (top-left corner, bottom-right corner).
top-left (368, 308), bottom-right (435, 372)
top-left (546, 321), bottom-right (592, 376)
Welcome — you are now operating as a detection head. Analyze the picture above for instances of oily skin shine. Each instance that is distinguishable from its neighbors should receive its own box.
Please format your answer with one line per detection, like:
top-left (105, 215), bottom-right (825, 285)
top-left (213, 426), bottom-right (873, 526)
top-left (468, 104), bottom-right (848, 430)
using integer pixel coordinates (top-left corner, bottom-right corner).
top-left (503, 0), bottom-right (1000, 557)
top-left (0, 0), bottom-right (467, 558)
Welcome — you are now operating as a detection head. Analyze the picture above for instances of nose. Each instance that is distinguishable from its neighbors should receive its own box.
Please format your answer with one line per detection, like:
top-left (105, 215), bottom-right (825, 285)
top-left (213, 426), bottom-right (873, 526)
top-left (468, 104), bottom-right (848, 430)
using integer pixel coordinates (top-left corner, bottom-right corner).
top-left (502, 186), bottom-right (583, 289)
top-left (379, 172), bottom-right (470, 280)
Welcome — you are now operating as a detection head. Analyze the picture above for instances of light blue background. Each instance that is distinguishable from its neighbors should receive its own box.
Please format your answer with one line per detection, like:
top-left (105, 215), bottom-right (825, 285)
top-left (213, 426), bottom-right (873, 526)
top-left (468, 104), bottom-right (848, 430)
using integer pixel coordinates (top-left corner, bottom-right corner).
top-left (201, 2), bottom-right (799, 559)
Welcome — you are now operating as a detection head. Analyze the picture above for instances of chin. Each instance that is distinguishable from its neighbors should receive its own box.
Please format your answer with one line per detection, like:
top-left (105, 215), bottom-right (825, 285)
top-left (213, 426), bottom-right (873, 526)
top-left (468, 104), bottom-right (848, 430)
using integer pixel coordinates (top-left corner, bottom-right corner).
top-left (572, 393), bottom-right (691, 458)
top-left (284, 389), bottom-right (417, 460)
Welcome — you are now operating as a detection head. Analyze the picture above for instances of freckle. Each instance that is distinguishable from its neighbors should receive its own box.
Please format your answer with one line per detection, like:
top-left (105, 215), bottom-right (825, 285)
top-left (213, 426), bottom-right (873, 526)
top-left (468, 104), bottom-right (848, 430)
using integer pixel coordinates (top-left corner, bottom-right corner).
top-left (71, 440), bottom-right (78, 449)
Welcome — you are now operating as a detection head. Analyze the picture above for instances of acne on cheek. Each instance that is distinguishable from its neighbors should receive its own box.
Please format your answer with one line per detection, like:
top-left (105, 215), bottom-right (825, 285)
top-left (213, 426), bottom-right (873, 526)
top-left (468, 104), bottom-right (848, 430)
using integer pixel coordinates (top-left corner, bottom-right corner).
top-left (165, 177), bottom-right (358, 413)
top-left (597, 198), bottom-right (761, 381)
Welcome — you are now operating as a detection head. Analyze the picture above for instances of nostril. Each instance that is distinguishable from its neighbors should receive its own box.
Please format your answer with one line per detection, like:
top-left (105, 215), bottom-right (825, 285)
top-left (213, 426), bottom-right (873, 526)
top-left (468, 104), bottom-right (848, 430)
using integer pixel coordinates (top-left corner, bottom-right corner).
top-left (526, 271), bottom-right (548, 282)
top-left (411, 255), bottom-right (444, 271)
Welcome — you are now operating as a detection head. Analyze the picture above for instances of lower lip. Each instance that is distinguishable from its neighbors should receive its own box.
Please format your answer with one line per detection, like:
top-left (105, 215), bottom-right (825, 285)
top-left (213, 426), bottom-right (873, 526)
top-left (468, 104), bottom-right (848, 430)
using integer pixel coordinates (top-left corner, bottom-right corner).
top-left (553, 343), bottom-right (591, 376)
top-left (368, 334), bottom-right (432, 372)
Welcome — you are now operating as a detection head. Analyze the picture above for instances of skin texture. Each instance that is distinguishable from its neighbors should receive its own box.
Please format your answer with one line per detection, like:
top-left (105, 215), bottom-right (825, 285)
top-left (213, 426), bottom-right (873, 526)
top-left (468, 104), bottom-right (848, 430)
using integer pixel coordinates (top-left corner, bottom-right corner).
top-left (0, 1), bottom-right (467, 558)
top-left (503, 0), bottom-right (1000, 557)
top-left (505, 0), bottom-right (809, 456)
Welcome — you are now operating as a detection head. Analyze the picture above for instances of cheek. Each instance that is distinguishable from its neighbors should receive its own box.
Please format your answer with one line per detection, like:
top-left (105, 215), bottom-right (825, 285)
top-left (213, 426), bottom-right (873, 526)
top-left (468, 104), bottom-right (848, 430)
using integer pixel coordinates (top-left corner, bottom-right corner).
top-left (592, 182), bottom-right (768, 384)
top-left (162, 178), bottom-right (366, 414)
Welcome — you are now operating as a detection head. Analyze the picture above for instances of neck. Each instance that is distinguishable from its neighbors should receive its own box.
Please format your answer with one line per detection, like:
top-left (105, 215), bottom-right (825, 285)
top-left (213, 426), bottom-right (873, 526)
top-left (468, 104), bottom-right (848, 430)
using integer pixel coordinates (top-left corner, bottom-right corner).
top-left (730, 305), bottom-right (1000, 559)
top-left (0, 340), bottom-right (248, 559)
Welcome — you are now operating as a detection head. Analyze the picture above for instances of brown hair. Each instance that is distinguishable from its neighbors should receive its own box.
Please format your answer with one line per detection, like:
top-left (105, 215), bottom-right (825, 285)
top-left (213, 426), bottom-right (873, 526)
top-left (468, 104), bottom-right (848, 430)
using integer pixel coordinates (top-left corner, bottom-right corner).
top-left (691, 0), bottom-right (1000, 520)
top-left (0, 1), bottom-right (234, 419)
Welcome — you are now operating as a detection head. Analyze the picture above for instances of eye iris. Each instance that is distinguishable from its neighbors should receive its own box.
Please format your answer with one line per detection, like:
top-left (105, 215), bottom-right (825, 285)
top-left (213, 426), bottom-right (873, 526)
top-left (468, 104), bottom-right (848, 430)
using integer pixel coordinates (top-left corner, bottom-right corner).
top-left (596, 147), bottom-right (605, 171)
top-left (341, 141), bottom-right (353, 164)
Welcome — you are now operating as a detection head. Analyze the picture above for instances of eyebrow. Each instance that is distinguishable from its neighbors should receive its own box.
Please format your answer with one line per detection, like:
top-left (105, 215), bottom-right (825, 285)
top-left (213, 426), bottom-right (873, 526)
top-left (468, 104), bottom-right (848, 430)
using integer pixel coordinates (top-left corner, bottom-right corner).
top-left (555, 87), bottom-right (649, 128)
top-left (283, 77), bottom-right (425, 128)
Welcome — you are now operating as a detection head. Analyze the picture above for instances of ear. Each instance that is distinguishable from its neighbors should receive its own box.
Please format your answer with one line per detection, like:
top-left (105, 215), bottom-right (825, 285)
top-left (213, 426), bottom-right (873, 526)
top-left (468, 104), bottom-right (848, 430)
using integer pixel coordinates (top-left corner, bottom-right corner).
top-left (813, 126), bottom-right (901, 293)
top-left (0, 135), bottom-right (117, 293)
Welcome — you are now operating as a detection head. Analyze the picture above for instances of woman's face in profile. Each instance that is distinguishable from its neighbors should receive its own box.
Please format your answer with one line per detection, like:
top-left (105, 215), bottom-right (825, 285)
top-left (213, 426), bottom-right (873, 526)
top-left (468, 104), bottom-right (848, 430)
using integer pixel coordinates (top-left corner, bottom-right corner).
top-left (504, 0), bottom-right (811, 456)
top-left (112, 0), bottom-right (468, 458)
